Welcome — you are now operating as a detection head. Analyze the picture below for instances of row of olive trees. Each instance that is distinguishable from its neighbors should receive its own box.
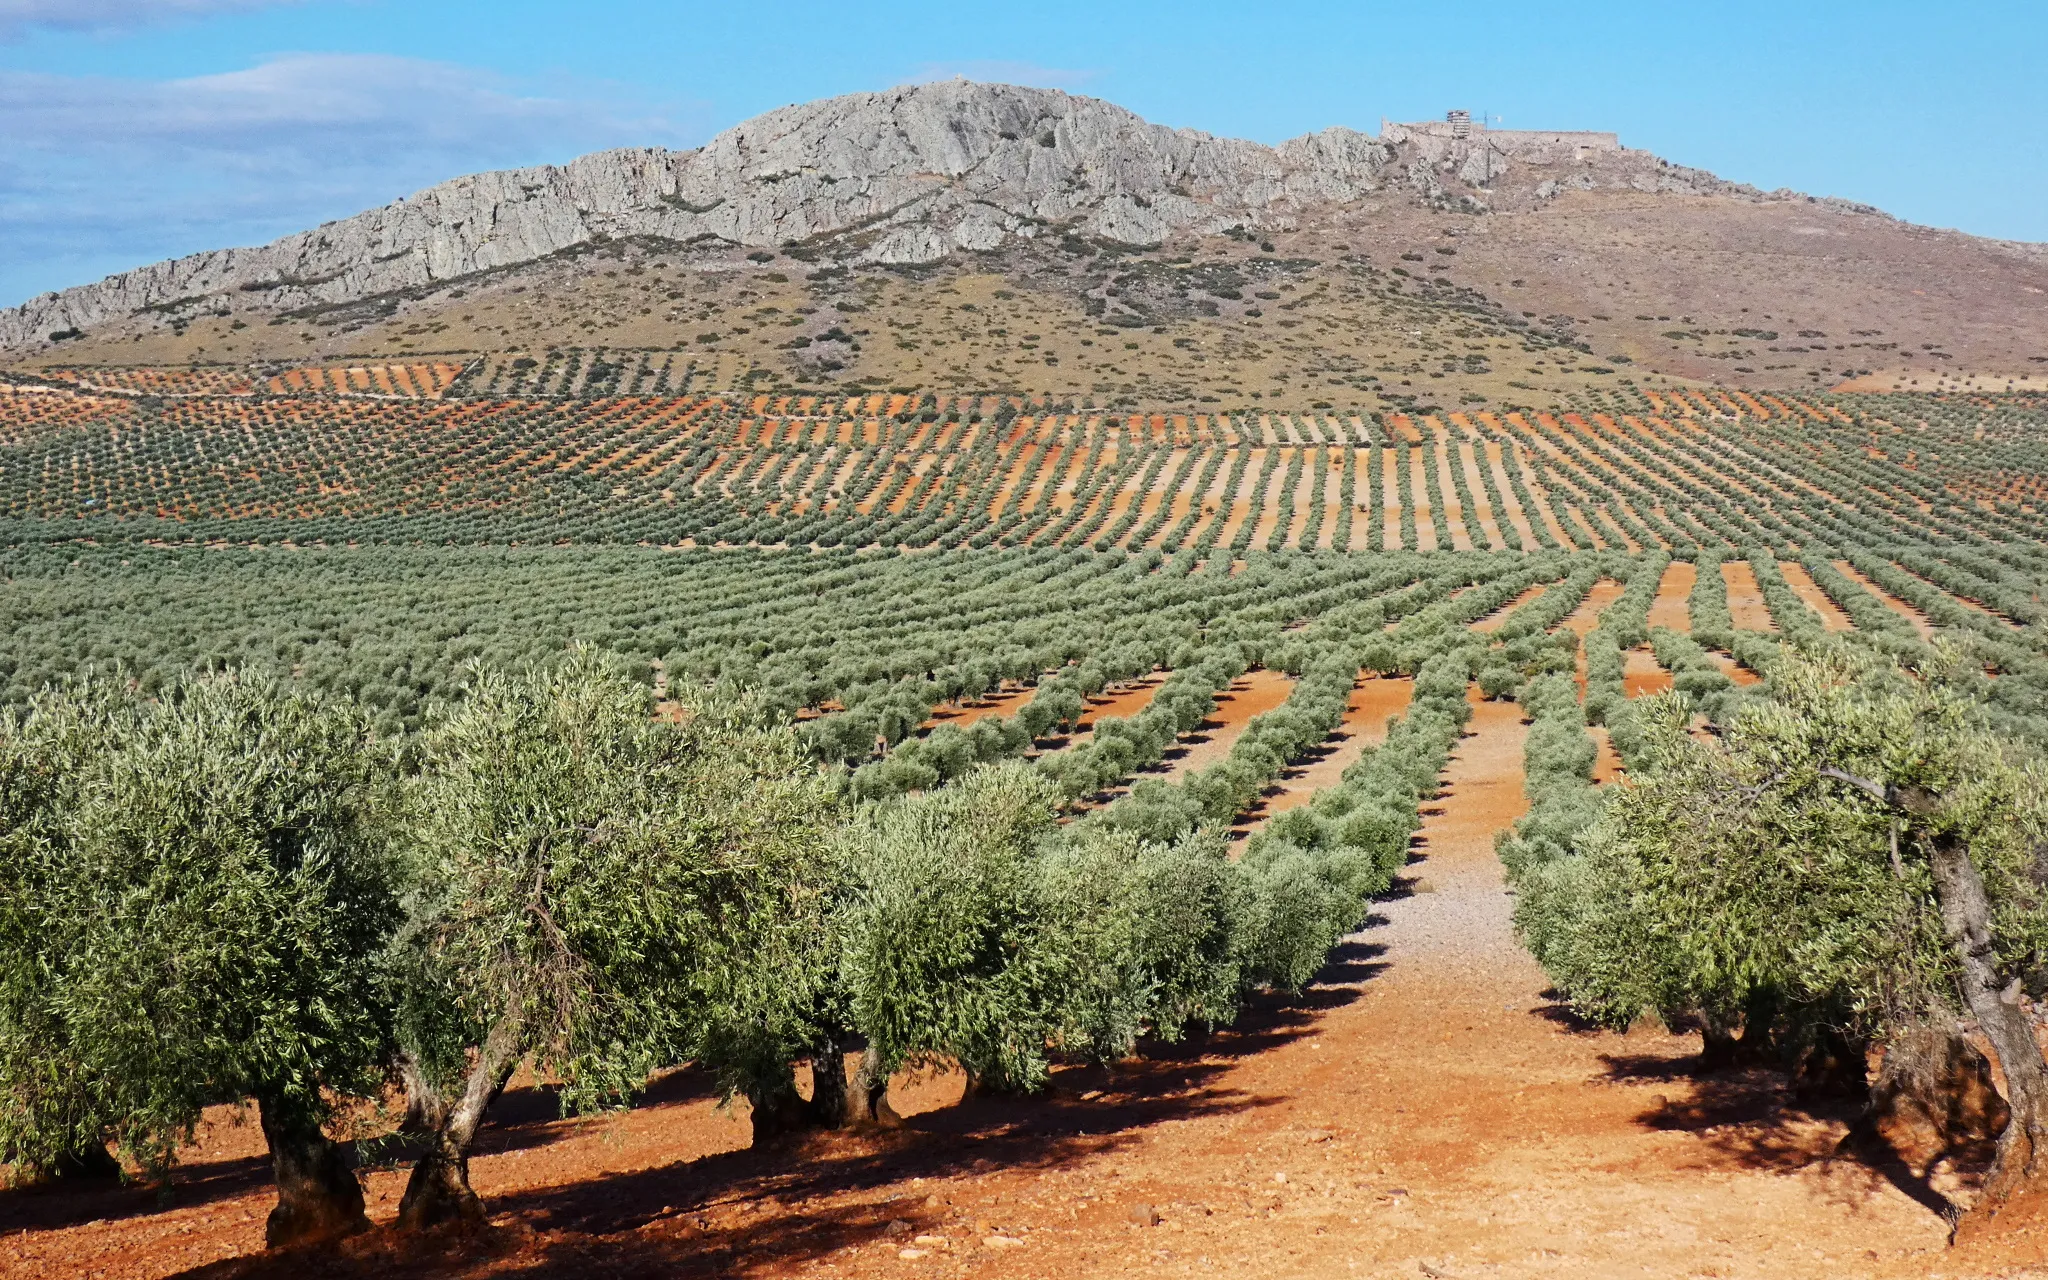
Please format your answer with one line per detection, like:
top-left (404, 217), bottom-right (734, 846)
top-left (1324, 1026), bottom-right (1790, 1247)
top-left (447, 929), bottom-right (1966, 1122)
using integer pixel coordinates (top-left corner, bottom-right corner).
top-left (1512, 642), bottom-right (2048, 1229)
top-left (0, 650), bottom-right (1369, 1252)
top-left (0, 650), bottom-right (840, 1245)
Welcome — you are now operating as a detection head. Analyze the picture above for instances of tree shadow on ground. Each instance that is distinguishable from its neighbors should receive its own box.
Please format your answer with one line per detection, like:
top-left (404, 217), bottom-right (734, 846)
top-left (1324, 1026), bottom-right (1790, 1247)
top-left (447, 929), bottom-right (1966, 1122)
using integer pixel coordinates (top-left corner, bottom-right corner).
top-left (1595, 1050), bottom-right (1966, 1223)
top-left (0, 1070), bottom-right (728, 1235)
top-left (0, 1153), bottom-right (275, 1235)
top-left (1527, 991), bottom-right (1609, 1037)
top-left (180, 940), bottom-right (1390, 1280)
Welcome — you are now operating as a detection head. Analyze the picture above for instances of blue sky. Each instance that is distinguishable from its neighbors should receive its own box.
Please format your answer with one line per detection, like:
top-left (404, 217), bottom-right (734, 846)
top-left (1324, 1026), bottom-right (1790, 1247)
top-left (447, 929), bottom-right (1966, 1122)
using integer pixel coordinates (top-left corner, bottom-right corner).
top-left (3, 0), bottom-right (2043, 307)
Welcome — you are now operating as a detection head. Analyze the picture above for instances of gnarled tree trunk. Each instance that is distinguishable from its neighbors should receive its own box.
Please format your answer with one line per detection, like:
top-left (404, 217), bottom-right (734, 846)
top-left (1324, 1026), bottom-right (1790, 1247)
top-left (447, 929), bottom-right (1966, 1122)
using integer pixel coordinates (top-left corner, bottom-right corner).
top-left (1925, 826), bottom-right (2048, 1222)
top-left (397, 1015), bottom-right (521, 1231)
top-left (841, 1043), bottom-right (902, 1128)
top-left (747, 1064), bottom-right (808, 1147)
top-left (1851, 1023), bottom-right (2007, 1174)
top-left (256, 1095), bottom-right (367, 1248)
top-left (806, 1044), bottom-right (849, 1128)
top-left (47, 1141), bottom-right (121, 1183)
top-left (397, 1049), bottom-right (447, 1137)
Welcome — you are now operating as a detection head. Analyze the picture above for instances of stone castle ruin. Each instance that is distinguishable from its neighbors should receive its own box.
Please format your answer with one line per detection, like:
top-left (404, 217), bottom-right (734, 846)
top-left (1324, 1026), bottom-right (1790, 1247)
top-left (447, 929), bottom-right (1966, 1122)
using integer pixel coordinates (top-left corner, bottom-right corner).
top-left (1379, 110), bottom-right (1658, 204)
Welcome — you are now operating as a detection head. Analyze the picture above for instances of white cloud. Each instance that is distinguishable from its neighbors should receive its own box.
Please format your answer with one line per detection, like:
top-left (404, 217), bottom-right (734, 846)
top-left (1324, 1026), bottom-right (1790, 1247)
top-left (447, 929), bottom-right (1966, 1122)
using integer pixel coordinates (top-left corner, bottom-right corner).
top-left (0, 0), bottom-right (300, 37)
top-left (902, 60), bottom-right (1102, 91)
top-left (0, 53), bottom-right (709, 304)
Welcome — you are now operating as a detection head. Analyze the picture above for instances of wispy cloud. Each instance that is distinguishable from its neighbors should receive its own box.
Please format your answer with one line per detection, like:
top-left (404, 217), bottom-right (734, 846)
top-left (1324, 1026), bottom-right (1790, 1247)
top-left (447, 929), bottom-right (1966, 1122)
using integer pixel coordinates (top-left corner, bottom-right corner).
top-left (0, 0), bottom-right (302, 37)
top-left (0, 53), bottom-right (709, 304)
top-left (902, 60), bottom-right (1102, 91)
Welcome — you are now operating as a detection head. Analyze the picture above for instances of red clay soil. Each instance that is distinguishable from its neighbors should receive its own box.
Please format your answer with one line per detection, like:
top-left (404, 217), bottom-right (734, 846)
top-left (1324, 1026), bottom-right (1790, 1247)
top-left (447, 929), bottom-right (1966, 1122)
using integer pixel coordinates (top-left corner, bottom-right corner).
top-left (922, 684), bottom-right (1036, 731)
top-left (1469, 584), bottom-right (1547, 635)
top-left (1150, 668), bottom-right (1297, 781)
top-left (1707, 651), bottom-right (1763, 688)
top-left (1777, 562), bottom-right (1854, 632)
top-left (1720, 561), bottom-right (1778, 632)
top-left (23, 696), bottom-right (2048, 1279)
top-left (1588, 724), bottom-right (1624, 784)
top-left (1235, 676), bottom-right (1416, 833)
top-left (1622, 647), bottom-right (1674, 698)
top-left (1072, 677), bottom-right (1167, 734)
top-left (1645, 560), bottom-right (1695, 632)
top-left (1832, 560), bottom-right (1936, 638)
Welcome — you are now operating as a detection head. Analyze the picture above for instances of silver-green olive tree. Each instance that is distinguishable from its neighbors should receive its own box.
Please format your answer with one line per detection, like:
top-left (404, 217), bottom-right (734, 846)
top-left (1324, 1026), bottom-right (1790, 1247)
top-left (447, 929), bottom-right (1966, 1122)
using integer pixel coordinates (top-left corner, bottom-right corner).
top-left (1517, 645), bottom-right (2048, 1224)
top-left (829, 763), bottom-right (1250, 1110)
top-left (0, 674), bottom-right (398, 1246)
top-left (393, 649), bottom-right (838, 1229)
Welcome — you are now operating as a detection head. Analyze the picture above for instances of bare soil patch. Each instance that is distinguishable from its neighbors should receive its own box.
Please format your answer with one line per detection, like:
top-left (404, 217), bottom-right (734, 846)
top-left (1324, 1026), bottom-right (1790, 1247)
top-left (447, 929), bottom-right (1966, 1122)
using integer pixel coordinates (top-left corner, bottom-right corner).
top-left (1072, 676), bottom-right (1167, 734)
top-left (1646, 560), bottom-right (1694, 632)
top-left (1622, 647), bottom-right (1674, 698)
top-left (1778, 562), bottom-right (1854, 632)
top-left (921, 684), bottom-right (1034, 732)
top-left (1720, 560), bottom-right (1777, 631)
top-left (1151, 668), bottom-right (1297, 781)
top-left (1708, 651), bottom-right (1763, 687)
top-left (1470, 584), bottom-right (1548, 635)
top-left (1235, 676), bottom-right (1415, 834)
top-left (1589, 724), bottom-right (1624, 783)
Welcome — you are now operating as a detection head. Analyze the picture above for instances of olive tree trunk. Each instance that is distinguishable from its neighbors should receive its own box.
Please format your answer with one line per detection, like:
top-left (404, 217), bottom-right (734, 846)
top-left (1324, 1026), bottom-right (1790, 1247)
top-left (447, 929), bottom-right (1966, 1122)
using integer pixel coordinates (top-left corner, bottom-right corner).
top-left (397, 1049), bottom-right (447, 1136)
top-left (397, 1015), bottom-right (521, 1231)
top-left (827, 1042), bottom-right (901, 1129)
top-left (747, 1064), bottom-right (808, 1146)
top-left (45, 1142), bottom-right (121, 1182)
top-left (1926, 828), bottom-right (2048, 1218)
top-left (256, 1095), bottom-right (367, 1248)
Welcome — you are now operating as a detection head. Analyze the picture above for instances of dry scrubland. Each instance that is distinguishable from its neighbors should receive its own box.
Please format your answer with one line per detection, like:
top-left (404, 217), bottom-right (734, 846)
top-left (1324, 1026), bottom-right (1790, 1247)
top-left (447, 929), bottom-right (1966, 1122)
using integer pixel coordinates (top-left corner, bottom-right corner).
top-left (15, 212), bottom-right (2048, 412)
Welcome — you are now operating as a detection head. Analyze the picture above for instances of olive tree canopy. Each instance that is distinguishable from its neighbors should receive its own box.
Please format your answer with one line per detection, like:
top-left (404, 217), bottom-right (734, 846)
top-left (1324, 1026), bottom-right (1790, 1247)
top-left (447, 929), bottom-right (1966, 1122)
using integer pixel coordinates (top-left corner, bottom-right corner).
top-left (0, 674), bottom-right (398, 1246)
top-left (394, 648), bottom-right (839, 1227)
top-left (1518, 645), bottom-right (2048, 1222)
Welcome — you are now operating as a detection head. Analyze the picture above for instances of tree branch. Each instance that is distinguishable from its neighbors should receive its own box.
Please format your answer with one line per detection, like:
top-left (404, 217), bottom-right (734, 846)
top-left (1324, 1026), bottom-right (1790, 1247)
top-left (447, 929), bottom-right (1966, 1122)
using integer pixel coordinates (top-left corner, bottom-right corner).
top-left (1817, 766), bottom-right (1890, 804)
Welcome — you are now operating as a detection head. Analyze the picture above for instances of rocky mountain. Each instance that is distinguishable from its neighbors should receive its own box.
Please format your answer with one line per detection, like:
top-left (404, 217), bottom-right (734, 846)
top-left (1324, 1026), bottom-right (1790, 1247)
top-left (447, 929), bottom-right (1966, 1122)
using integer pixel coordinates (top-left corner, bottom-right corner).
top-left (6, 80), bottom-right (2044, 402)
top-left (2, 81), bottom-right (1762, 350)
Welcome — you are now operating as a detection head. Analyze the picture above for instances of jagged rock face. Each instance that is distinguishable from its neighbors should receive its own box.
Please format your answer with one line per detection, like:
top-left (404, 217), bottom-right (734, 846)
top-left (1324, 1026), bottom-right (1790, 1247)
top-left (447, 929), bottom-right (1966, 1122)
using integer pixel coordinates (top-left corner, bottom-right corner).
top-left (1, 79), bottom-right (1751, 349)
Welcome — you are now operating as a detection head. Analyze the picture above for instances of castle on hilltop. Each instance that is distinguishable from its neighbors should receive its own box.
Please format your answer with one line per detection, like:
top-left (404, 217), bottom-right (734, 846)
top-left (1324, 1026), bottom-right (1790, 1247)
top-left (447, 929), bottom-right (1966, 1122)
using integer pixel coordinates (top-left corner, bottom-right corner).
top-left (1383, 110), bottom-right (1620, 161)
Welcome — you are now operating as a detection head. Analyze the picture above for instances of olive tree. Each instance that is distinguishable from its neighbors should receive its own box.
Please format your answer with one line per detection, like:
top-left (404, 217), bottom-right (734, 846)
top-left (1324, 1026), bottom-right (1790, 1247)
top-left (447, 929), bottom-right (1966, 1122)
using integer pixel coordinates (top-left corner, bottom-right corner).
top-left (1518, 645), bottom-right (2048, 1224)
top-left (394, 649), bottom-right (837, 1228)
top-left (830, 763), bottom-right (1252, 1110)
top-left (0, 674), bottom-right (397, 1246)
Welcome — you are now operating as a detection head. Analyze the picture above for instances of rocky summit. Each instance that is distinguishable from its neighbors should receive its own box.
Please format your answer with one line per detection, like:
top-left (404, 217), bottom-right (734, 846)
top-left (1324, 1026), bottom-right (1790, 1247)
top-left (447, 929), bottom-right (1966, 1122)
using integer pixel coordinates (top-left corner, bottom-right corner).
top-left (6, 80), bottom-right (2045, 402)
top-left (0, 81), bottom-right (1761, 349)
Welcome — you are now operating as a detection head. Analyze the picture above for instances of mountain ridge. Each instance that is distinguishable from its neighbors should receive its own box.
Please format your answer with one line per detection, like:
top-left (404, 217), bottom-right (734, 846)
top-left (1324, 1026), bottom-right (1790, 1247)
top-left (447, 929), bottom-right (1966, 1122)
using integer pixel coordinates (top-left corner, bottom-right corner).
top-left (1, 80), bottom-right (1808, 350)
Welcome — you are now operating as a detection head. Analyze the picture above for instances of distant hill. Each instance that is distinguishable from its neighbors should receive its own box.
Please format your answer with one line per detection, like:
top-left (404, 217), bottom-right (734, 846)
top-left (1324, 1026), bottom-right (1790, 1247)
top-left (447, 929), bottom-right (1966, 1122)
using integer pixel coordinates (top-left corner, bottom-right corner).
top-left (6, 81), bottom-right (2045, 404)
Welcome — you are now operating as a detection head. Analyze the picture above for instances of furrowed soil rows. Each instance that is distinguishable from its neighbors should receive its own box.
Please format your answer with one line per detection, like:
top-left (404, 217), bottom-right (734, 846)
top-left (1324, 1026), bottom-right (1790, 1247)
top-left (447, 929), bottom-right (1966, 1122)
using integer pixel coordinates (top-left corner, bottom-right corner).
top-left (1153, 668), bottom-right (1297, 780)
top-left (1720, 560), bottom-right (1777, 631)
top-left (1778, 561), bottom-right (1855, 632)
top-left (1238, 674), bottom-right (1416, 831)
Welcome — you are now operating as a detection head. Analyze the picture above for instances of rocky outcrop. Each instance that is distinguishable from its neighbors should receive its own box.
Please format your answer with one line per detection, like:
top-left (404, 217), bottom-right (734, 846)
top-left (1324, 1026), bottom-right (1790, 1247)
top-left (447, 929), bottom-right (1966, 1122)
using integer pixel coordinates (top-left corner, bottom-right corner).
top-left (1, 80), bottom-right (1759, 349)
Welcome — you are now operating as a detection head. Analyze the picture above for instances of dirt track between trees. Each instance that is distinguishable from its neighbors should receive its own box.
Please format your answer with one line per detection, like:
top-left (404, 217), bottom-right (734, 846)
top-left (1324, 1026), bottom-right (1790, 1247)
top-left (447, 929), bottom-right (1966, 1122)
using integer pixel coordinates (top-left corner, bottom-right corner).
top-left (10, 693), bottom-right (2039, 1280)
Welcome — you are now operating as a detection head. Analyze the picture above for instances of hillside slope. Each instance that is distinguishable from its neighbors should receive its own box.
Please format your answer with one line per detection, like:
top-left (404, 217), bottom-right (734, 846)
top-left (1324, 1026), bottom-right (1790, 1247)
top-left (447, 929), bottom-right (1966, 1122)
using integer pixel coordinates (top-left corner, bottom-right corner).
top-left (6, 81), bottom-right (2045, 400)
